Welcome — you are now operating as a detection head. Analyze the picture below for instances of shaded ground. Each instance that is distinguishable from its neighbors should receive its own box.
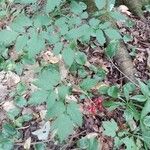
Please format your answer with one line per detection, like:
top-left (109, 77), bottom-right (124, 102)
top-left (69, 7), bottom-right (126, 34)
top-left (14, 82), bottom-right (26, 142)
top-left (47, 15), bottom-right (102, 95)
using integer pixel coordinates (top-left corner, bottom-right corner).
top-left (0, 3), bottom-right (150, 150)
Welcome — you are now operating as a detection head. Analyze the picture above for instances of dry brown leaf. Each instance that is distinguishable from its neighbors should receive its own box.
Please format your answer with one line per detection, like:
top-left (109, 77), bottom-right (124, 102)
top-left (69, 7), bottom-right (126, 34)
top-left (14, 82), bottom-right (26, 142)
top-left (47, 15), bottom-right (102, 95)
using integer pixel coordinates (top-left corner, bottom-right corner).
top-left (59, 58), bottom-right (68, 80)
top-left (5, 71), bottom-right (20, 87)
top-left (0, 85), bottom-right (8, 102)
top-left (24, 137), bottom-right (31, 150)
top-left (2, 101), bottom-right (16, 112)
top-left (43, 51), bottom-right (60, 64)
top-left (118, 5), bottom-right (131, 15)
top-left (66, 95), bottom-right (77, 102)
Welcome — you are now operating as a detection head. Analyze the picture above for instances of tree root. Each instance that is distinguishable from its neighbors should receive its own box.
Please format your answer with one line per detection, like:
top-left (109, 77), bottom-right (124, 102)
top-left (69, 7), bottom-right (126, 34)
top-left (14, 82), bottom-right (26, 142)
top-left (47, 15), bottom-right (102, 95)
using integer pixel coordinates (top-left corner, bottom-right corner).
top-left (83, 0), bottom-right (139, 83)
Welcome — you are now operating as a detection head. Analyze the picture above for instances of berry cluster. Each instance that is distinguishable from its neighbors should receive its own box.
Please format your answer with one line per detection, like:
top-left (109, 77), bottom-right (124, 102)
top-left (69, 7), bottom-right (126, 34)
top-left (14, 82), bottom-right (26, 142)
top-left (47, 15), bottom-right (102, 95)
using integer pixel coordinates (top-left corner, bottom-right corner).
top-left (87, 97), bottom-right (103, 115)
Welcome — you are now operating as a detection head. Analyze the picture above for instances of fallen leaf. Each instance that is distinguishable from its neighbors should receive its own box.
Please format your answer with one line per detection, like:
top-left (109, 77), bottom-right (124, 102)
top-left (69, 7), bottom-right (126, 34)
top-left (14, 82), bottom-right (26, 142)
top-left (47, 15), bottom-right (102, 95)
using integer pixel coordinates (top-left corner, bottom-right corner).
top-left (59, 58), bottom-right (68, 80)
top-left (24, 137), bottom-right (31, 150)
top-left (2, 101), bottom-right (16, 112)
top-left (5, 71), bottom-right (20, 87)
top-left (32, 121), bottom-right (50, 140)
top-left (118, 5), bottom-right (131, 15)
top-left (0, 85), bottom-right (8, 102)
top-left (43, 51), bottom-right (60, 64)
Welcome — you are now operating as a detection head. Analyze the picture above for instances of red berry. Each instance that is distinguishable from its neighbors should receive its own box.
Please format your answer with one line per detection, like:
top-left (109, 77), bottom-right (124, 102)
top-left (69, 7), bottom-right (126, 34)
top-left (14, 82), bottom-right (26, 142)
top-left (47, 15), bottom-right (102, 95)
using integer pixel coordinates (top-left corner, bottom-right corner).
top-left (93, 97), bottom-right (103, 105)
top-left (87, 105), bottom-right (97, 115)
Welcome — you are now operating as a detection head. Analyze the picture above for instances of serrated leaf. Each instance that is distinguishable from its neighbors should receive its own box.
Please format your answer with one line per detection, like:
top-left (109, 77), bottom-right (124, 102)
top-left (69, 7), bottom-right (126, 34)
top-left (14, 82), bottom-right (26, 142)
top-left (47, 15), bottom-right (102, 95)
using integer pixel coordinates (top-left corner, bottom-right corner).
top-left (71, 1), bottom-right (85, 14)
top-left (107, 86), bottom-right (119, 98)
top-left (45, 0), bottom-right (62, 13)
top-left (15, 34), bottom-right (28, 51)
top-left (66, 24), bottom-right (90, 40)
top-left (89, 18), bottom-right (100, 27)
top-left (33, 15), bottom-right (50, 28)
top-left (75, 51), bottom-right (87, 65)
top-left (10, 14), bottom-right (32, 32)
top-left (123, 82), bottom-right (135, 100)
top-left (96, 29), bottom-right (106, 46)
top-left (62, 48), bottom-right (75, 67)
top-left (123, 137), bottom-right (136, 150)
top-left (110, 11), bottom-right (127, 21)
top-left (105, 40), bottom-right (119, 58)
top-left (26, 32), bottom-right (45, 57)
top-left (143, 115), bottom-right (150, 128)
top-left (47, 101), bottom-right (65, 118)
top-left (0, 30), bottom-right (18, 45)
top-left (67, 102), bottom-right (82, 126)
top-left (28, 90), bottom-right (49, 105)
top-left (77, 134), bottom-right (101, 150)
top-left (138, 80), bottom-right (150, 97)
top-left (36, 69), bottom-right (60, 90)
top-left (95, 0), bottom-right (106, 10)
top-left (104, 28), bottom-right (122, 40)
top-left (80, 77), bottom-right (99, 91)
top-left (58, 85), bottom-right (70, 100)
top-left (102, 119), bottom-right (118, 137)
top-left (52, 114), bottom-right (74, 141)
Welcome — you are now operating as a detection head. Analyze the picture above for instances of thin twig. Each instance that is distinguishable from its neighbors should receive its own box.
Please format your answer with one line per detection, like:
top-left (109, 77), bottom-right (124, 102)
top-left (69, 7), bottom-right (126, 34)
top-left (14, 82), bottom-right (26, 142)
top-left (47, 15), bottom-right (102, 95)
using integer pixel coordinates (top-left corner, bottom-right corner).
top-left (60, 130), bottom-right (86, 150)
top-left (15, 138), bottom-right (52, 146)
top-left (108, 57), bottom-right (140, 88)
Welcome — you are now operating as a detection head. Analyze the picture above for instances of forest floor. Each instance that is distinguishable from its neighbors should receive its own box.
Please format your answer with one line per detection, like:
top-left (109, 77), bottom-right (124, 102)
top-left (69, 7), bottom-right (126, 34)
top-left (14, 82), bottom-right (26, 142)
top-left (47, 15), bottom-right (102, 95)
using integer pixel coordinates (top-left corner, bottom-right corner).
top-left (0, 1), bottom-right (150, 150)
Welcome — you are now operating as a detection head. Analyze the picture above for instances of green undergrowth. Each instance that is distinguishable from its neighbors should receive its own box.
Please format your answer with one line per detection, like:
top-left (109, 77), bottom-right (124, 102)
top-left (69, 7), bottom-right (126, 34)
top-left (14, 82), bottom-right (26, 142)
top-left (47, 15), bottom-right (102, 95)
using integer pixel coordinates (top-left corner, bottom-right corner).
top-left (0, 0), bottom-right (150, 149)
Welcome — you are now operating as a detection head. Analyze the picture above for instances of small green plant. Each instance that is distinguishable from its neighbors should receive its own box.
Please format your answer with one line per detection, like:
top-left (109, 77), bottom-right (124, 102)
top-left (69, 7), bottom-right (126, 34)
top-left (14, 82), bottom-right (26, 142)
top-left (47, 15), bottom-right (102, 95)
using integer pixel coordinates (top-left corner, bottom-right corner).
top-left (0, 0), bottom-right (149, 149)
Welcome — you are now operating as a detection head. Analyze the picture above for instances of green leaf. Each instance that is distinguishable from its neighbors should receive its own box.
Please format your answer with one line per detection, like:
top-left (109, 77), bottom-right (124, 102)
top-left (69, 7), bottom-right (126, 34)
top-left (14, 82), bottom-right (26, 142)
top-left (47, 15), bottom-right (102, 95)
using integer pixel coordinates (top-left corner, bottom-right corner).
top-left (77, 135), bottom-right (101, 150)
top-left (131, 95), bottom-right (147, 102)
top-left (15, 34), bottom-right (28, 51)
top-left (46, 92), bottom-right (57, 110)
top-left (102, 119), bottom-right (118, 137)
top-left (104, 28), bottom-right (122, 40)
top-left (80, 77), bottom-right (99, 91)
top-left (36, 69), bottom-right (60, 90)
top-left (66, 24), bottom-right (90, 40)
top-left (140, 101), bottom-right (150, 146)
top-left (123, 137), bottom-right (136, 150)
top-left (89, 18), bottom-right (100, 28)
top-left (107, 86), bottom-right (119, 98)
top-left (45, 0), bottom-right (62, 13)
top-left (123, 82), bottom-right (135, 100)
top-left (143, 115), bottom-right (150, 128)
top-left (52, 114), bottom-right (74, 141)
top-left (110, 11), bottom-right (127, 21)
top-left (14, 0), bottom-right (37, 4)
top-left (28, 90), bottom-right (49, 105)
top-left (58, 85), bottom-right (70, 100)
top-left (75, 51), bottom-right (87, 65)
top-left (34, 143), bottom-right (46, 150)
top-left (62, 48), bottom-right (75, 67)
top-left (33, 15), bottom-right (50, 28)
top-left (47, 101), bottom-right (65, 118)
top-left (26, 32), bottom-right (45, 57)
top-left (138, 80), bottom-right (150, 97)
top-left (95, 0), bottom-right (106, 10)
top-left (105, 40), bottom-right (119, 58)
top-left (2, 123), bottom-right (17, 137)
top-left (15, 97), bottom-right (27, 107)
top-left (67, 102), bottom-right (83, 126)
top-left (53, 42), bottom-right (63, 55)
top-left (0, 30), bottom-right (18, 45)
top-left (70, 1), bottom-right (85, 14)
top-left (10, 14), bottom-right (32, 32)
top-left (96, 29), bottom-right (106, 46)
